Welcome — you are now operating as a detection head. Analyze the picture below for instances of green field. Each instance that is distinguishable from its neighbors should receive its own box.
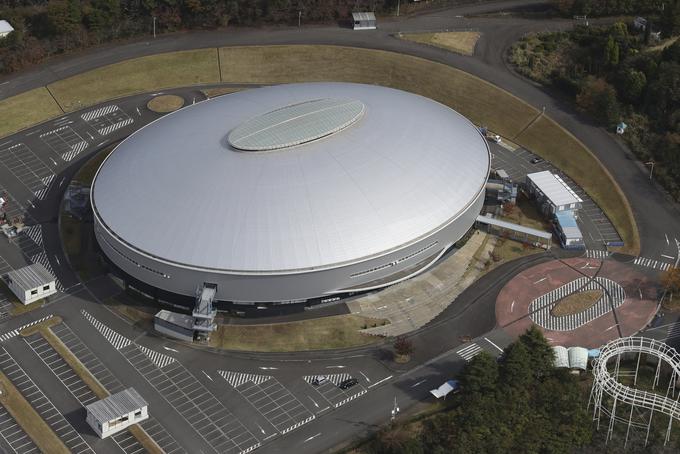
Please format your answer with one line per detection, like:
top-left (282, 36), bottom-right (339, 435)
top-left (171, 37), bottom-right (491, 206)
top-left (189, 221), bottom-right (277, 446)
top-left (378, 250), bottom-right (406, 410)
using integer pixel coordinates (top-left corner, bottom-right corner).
top-left (48, 48), bottom-right (221, 111)
top-left (0, 87), bottom-right (63, 138)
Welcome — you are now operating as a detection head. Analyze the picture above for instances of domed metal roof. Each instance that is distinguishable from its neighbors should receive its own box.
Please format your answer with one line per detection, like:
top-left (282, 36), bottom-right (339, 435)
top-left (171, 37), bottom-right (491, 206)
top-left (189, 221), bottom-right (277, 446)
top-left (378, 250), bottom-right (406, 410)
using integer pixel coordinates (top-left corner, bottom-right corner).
top-left (92, 83), bottom-right (490, 273)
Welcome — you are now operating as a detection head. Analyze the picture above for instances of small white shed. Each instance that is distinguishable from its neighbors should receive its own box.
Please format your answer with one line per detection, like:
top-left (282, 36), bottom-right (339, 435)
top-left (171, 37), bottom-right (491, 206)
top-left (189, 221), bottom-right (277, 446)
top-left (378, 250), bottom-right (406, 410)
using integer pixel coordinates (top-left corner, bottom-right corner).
top-left (0, 20), bottom-right (14, 38)
top-left (4, 263), bottom-right (56, 305)
top-left (352, 12), bottom-right (376, 30)
top-left (86, 388), bottom-right (148, 438)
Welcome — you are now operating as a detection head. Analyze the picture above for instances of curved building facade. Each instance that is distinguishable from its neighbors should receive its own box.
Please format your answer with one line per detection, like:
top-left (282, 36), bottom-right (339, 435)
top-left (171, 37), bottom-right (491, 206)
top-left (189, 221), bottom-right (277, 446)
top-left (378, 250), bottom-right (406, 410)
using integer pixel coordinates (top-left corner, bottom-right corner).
top-left (92, 83), bottom-right (490, 304)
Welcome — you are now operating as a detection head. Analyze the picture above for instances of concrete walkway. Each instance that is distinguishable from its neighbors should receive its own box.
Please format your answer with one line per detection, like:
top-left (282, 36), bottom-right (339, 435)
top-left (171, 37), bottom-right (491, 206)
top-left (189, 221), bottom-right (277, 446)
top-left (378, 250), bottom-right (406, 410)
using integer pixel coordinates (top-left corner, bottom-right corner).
top-left (348, 230), bottom-right (496, 336)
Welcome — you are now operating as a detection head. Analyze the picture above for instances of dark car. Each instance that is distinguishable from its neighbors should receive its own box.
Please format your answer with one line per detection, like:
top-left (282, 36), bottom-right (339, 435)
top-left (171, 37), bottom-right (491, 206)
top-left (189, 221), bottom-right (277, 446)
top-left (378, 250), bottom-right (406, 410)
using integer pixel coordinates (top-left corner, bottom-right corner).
top-left (530, 157), bottom-right (544, 164)
top-left (339, 378), bottom-right (359, 390)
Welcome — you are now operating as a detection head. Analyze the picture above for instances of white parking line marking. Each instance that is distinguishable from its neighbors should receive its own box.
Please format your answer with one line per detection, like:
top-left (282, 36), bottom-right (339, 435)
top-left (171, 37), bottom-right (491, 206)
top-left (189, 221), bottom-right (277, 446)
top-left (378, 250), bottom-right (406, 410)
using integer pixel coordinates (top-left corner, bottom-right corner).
top-left (304, 433), bottom-right (321, 443)
top-left (368, 375), bottom-right (393, 388)
top-left (484, 337), bottom-right (504, 353)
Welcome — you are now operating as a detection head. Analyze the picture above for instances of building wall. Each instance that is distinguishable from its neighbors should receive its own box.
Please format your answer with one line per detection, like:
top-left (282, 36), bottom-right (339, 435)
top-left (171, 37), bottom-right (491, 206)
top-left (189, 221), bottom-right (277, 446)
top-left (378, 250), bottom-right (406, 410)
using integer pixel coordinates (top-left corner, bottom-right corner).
top-left (86, 406), bottom-right (148, 438)
top-left (95, 189), bottom-right (485, 304)
top-left (6, 279), bottom-right (56, 305)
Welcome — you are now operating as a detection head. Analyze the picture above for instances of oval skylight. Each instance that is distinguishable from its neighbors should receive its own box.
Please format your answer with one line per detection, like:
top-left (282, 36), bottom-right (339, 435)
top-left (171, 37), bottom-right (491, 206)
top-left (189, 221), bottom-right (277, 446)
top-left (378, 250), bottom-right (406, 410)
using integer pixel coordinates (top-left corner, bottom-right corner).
top-left (228, 98), bottom-right (365, 151)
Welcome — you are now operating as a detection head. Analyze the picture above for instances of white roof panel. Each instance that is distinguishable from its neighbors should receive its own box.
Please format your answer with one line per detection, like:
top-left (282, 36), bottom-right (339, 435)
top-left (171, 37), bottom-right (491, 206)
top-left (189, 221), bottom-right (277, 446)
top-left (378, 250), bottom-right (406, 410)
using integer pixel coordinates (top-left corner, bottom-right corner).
top-left (92, 83), bottom-right (490, 272)
top-left (527, 171), bottom-right (582, 207)
top-left (0, 20), bottom-right (13, 34)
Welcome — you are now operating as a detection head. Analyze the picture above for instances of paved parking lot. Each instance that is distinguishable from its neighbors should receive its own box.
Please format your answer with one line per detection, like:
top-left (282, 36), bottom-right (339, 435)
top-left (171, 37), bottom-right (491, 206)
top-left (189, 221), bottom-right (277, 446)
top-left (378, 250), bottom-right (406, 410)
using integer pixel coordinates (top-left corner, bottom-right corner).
top-left (0, 143), bottom-right (54, 200)
top-left (221, 371), bottom-right (315, 434)
top-left (491, 143), bottom-right (622, 249)
top-left (0, 405), bottom-right (39, 454)
top-left (303, 374), bottom-right (367, 409)
top-left (82, 105), bottom-right (134, 137)
top-left (39, 126), bottom-right (88, 162)
top-left (0, 346), bottom-right (94, 453)
top-left (121, 344), bottom-right (259, 454)
top-left (12, 225), bottom-right (63, 291)
top-left (50, 323), bottom-right (184, 454)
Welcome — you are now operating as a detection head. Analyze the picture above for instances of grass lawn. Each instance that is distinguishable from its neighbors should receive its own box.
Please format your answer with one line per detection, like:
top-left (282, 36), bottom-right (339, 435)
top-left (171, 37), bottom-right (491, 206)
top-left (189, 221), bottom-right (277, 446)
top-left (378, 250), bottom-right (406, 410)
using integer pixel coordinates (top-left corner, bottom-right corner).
top-left (147, 95), bottom-right (184, 113)
top-left (516, 116), bottom-right (639, 254)
top-left (492, 238), bottom-right (543, 266)
top-left (551, 290), bottom-right (603, 316)
top-left (48, 48), bottom-right (221, 111)
top-left (219, 45), bottom-right (537, 140)
top-left (0, 87), bottom-right (63, 139)
top-left (202, 86), bottom-right (245, 98)
top-left (210, 314), bottom-right (386, 352)
top-left (0, 372), bottom-right (69, 454)
top-left (399, 31), bottom-right (481, 56)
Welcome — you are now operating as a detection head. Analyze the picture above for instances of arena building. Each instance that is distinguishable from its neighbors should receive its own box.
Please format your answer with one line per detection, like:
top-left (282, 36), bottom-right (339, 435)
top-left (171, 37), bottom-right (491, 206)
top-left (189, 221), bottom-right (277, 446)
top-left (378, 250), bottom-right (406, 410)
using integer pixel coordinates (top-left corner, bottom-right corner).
top-left (92, 83), bottom-right (490, 306)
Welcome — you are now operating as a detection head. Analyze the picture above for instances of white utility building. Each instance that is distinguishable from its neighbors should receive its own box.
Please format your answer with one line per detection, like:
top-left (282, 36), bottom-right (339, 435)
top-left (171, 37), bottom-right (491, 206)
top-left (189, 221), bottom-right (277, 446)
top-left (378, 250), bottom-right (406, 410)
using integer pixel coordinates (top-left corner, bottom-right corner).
top-left (3, 263), bottom-right (56, 304)
top-left (352, 12), bottom-right (376, 30)
top-left (86, 388), bottom-right (148, 438)
top-left (0, 20), bottom-right (13, 38)
top-left (526, 171), bottom-right (582, 215)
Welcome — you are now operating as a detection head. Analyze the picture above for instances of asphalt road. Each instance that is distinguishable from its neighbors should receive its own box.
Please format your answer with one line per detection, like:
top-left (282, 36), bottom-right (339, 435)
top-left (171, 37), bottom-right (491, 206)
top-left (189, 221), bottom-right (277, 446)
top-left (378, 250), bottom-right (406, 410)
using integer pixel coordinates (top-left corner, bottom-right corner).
top-left (0, 0), bottom-right (678, 452)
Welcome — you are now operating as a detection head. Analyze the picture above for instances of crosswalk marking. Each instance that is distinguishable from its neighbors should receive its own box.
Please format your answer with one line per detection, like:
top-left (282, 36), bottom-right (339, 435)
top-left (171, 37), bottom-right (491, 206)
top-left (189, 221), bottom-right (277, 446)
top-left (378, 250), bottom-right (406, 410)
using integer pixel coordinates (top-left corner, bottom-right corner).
top-left (666, 323), bottom-right (680, 340)
top-left (30, 251), bottom-right (63, 291)
top-left (35, 174), bottom-right (55, 200)
top-left (22, 225), bottom-right (42, 246)
top-left (0, 315), bottom-right (54, 342)
top-left (39, 127), bottom-right (88, 162)
top-left (61, 141), bottom-right (88, 162)
top-left (81, 105), bottom-right (119, 122)
top-left (529, 277), bottom-right (625, 331)
top-left (97, 118), bottom-right (133, 136)
top-left (456, 343), bottom-right (482, 361)
top-left (81, 310), bottom-right (131, 349)
top-left (585, 250), bottom-right (608, 259)
top-left (303, 373), bottom-right (351, 386)
top-left (218, 370), bottom-right (271, 388)
top-left (634, 256), bottom-right (672, 271)
top-left (137, 344), bottom-right (175, 369)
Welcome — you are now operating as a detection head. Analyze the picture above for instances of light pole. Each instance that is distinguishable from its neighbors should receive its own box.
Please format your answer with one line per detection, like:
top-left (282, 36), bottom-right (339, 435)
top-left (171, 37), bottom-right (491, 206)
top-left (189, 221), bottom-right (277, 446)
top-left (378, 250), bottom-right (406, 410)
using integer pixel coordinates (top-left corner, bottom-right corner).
top-left (390, 396), bottom-right (400, 421)
top-left (674, 238), bottom-right (680, 269)
top-left (645, 161), bottom-right (655, 180)
top-left (396, 0), bottom-right (400, 17)
top-left (298, 10), bottom-right (301, 28)
top-left (153, 16), bottom-right (156, 38)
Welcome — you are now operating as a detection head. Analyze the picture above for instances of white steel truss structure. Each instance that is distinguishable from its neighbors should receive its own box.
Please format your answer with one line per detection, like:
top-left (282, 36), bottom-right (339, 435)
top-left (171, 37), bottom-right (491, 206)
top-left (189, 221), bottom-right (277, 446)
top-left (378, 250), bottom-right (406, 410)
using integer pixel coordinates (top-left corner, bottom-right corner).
top-left (589, 337), bottom-right (680, 447)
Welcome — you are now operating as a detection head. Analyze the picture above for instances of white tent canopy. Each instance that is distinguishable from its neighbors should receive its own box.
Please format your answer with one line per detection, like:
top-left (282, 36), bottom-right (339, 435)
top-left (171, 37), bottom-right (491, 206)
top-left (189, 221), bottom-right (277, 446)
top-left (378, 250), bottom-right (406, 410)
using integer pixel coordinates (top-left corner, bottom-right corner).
top-left (430, 380), bottom-right (460, 398)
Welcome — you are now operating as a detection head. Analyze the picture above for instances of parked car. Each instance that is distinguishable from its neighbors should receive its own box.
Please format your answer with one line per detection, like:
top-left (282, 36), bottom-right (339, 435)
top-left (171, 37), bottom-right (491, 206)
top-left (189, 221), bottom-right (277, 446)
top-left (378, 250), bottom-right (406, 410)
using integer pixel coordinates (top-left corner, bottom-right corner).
top-left (311, 376), bottom-right (328, 386)
top-left (339, 378), bottom-right (359, 390)
top-left (530, 157), bottom-right (544, 164)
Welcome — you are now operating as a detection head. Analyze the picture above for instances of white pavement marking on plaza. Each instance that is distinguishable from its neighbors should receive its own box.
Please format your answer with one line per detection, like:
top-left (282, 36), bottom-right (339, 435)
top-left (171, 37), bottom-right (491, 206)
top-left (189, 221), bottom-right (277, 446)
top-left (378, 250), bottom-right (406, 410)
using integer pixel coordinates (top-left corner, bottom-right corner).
top-left (81, 104), bottom-right (134, 136)
top-left (585, 249), bottom-right (609, 259)
top-left (81, 309), bottom-right (131, 349)
top-left (137, 344), bottom-right (175, 369)
top-left (332, 390), bottom-right (367, 409)
top-left (39, 126), bottom-right (88, 162)
top-left (0, 315), bottom-right (54, 342)
top-left (368, 375), bottom-right (393, 388)
top-left (529, 277), bottom-right (625, 331)
top-left (219, 370), bottom-right (272, 387)
top-left (484, 337), bottom-right (504, 353)
top-left (303, 373), bottom-right (351, 386)
top-left (634, 256), bottom-right (672, 271)
top-left (81, 105), bottom-right (118, 121)
top-left (665, 322), bottom-right (680, 340)
top-left (29, 251), bottom-right (64, 291)
top-left (456, 343), bottom-right (482, 361)
top-left (0, 143), bottom-right (55, 199)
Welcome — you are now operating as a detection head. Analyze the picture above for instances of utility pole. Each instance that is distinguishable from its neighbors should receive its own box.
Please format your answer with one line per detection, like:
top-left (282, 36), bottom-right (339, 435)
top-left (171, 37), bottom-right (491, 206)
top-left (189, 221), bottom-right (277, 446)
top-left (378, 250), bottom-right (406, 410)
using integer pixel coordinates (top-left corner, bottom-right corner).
top-left (645, 161), bottom-right (655, 180)
top-left (153, 16), bottom-right (156, 39)
top-left (390, 396), bottom-right (400, 421)
top-left (675, 238), bottom-right (680, 269)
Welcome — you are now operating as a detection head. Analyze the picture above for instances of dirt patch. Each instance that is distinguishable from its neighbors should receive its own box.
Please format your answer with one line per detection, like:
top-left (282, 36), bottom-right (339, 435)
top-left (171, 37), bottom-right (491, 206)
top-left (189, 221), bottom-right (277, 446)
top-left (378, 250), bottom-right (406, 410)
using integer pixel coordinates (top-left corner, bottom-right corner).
top-left (399, 31), bottom-right (481, 56)
top-left (551, 290), bottom-right (603, 316)
top-left (147, 95), bottom-right (185, 113)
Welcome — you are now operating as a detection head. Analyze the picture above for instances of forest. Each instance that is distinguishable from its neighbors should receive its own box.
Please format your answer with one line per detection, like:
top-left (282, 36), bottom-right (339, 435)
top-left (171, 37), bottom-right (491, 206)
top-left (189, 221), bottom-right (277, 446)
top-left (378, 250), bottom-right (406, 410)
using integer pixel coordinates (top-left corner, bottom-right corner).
top-left (0, 0), bottom-right (410, 74)
top-left (510, 6), bottom-right (680, 200)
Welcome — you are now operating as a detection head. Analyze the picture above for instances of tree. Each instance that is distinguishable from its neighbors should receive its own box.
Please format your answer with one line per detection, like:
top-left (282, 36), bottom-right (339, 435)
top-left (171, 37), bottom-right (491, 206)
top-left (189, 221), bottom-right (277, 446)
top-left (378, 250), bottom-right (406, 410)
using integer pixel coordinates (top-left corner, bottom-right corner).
top-left (460, 351), bottom-right (499, 396)
top-left (661, 267), bottom-right (680, 292)
top-left (617, 67), bottom-right (647, 104)
top-left (393, 336), bottom-right (414, 360)
top-left (576, 76), bottom-right (620, 125)
top-left (604, 36), bottom-right (620, 67)
top-left (501, 341), bottom-right (532, 387)
top-left (518, 325), bottom-right (555, 379)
